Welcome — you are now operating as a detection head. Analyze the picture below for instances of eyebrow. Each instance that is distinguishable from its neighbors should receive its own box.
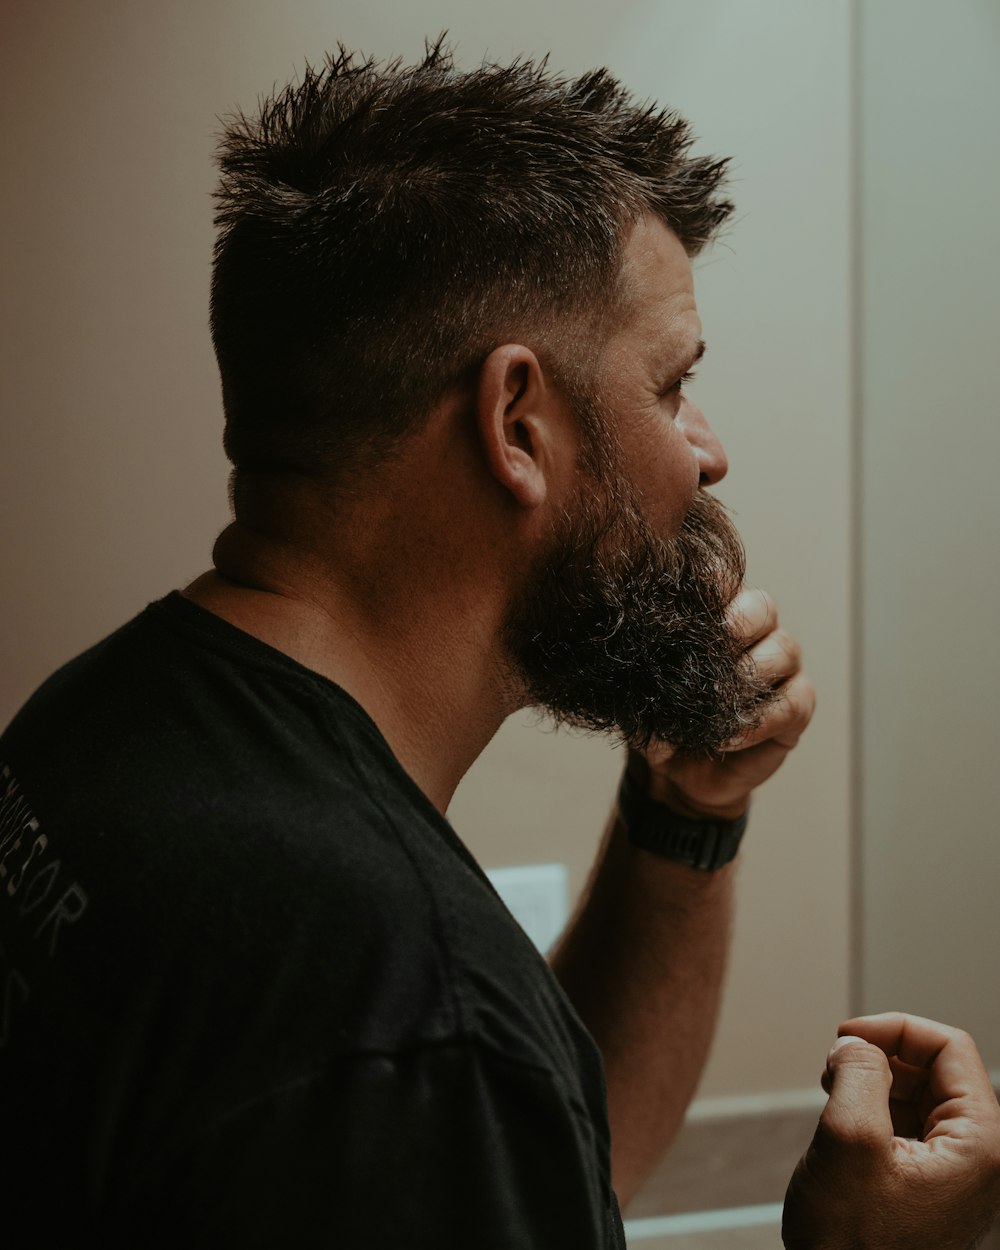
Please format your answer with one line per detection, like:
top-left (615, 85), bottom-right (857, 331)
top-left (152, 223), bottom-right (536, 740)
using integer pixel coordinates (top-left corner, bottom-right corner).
top-left (658, 339), bottom-right (706, 388)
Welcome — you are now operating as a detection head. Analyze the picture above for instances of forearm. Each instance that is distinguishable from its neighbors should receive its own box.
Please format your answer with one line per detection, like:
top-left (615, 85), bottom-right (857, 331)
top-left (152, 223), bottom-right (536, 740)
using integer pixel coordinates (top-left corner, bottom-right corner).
top-left (550, 806), bottom-right (735, 1207)
top-left (551, 590), bottom-right (812, 1207)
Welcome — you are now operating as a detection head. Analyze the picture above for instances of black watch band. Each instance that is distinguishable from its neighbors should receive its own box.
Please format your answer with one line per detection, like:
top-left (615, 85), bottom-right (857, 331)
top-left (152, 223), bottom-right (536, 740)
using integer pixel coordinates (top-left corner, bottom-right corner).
top-left (617, 768), bottom-right (748, 870)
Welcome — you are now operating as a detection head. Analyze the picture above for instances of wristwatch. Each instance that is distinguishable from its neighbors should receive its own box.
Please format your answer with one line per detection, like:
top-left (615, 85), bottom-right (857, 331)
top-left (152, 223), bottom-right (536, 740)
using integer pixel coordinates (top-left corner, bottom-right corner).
top-left (616, 768), bottom-right (748, 870)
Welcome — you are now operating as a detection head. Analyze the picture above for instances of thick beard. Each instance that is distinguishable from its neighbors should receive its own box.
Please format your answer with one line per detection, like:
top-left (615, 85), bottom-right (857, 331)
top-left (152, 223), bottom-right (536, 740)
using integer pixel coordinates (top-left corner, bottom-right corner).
top-left (504, 480), bottom-right (772, 757)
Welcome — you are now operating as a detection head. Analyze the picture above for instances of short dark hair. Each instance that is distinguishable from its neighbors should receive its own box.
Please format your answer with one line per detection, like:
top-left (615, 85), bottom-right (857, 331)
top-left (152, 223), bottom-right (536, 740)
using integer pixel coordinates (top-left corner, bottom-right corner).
top-left (210, 40), bottom-right (732, 497)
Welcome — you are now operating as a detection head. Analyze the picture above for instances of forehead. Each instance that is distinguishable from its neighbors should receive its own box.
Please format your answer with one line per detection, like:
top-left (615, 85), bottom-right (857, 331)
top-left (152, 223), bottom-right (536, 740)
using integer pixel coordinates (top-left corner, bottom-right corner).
top-left (610, 215), bottom-right (700, 362)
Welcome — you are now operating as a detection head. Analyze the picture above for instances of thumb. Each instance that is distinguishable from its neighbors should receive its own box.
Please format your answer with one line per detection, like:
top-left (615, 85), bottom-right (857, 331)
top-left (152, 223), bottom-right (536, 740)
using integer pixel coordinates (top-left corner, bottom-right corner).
top-left (818, 1035), bottom-right (895, 1150)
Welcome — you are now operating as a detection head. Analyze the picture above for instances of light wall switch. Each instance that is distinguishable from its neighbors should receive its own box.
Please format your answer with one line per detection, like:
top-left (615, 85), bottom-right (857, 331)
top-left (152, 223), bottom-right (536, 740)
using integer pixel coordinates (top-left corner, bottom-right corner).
top-left (485, 862), bottom-right (570, 955)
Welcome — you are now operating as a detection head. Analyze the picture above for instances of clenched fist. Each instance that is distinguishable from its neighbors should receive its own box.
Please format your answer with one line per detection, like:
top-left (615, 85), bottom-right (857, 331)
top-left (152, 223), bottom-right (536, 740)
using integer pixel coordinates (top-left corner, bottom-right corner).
top-left (783, 1013), bottom-right (1000, 1250)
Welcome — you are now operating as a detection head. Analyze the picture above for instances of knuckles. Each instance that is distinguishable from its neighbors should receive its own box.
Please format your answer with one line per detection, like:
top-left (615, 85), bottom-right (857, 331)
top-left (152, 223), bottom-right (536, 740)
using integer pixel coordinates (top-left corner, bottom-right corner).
top-left (763, 672), bottom-right (815, 736)
top-left (753, 587), bottom-right (778, 632)
top-left (730, 586), bottom-right (778, 641)
top-left (774, 629), bottom-right (803, 672)
top-left (785, 675), bottom-right (817, 729)
top-left (813, 1112), bottom-right (887, 1157)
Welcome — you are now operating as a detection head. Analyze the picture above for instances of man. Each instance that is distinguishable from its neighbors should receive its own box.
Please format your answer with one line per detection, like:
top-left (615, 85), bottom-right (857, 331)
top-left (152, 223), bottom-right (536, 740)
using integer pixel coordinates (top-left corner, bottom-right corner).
top-left (1, 43), bottom-right (998, 1248)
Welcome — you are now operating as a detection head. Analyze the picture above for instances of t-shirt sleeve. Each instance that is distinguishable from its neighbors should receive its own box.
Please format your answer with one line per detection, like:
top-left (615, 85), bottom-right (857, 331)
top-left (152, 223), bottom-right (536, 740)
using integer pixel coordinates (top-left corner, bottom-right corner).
top-left (112, 1041), bottom-right (625, 1249)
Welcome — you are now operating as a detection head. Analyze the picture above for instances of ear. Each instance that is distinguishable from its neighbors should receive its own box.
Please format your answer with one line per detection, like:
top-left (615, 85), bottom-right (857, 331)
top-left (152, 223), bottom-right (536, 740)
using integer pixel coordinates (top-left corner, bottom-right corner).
top-left (474, 344), bottom-right (569, 510)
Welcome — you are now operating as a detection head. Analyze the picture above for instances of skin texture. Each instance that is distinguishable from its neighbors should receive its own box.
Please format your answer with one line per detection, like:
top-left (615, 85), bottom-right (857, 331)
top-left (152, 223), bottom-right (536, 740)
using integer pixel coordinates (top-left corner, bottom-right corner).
top-left (591, 215), bottom-right (724, 529)
top-left (184, 213), bottom-right (1000, 1239)
top-left (783, 1014), bottom-right (1000, 1249)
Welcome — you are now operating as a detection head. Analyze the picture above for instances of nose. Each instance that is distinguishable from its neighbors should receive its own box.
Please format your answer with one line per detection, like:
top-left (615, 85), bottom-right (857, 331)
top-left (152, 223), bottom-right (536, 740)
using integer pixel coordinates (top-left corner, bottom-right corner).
top-left (680, 400), bottom-right (728, 486)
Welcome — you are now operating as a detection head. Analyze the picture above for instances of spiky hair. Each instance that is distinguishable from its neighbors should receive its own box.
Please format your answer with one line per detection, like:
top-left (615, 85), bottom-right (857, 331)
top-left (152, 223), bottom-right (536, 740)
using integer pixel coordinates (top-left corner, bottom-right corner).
top-left (210, 39), bottom-right (732, 491)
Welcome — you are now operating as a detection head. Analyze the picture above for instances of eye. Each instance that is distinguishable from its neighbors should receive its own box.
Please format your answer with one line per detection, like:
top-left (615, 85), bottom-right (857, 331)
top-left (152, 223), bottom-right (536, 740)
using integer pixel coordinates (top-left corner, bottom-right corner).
top-left (661, 369), bottom-right (697, 398)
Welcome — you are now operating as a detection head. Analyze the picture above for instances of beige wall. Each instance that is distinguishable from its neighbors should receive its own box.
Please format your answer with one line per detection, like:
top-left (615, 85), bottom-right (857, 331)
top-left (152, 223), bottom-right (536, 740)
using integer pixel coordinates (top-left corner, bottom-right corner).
top-left (2, 1), bottom-right (854, 1100)
top-left (858, 0), bottom-right (1000, 1063)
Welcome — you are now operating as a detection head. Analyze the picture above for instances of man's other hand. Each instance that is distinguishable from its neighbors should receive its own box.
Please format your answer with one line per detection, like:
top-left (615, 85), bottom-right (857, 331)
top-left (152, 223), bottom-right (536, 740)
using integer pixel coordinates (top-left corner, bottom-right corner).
top-left (635, 587), bottom-right (816, 820)
top-left (783, 1012), bottom-right (1000, 1250)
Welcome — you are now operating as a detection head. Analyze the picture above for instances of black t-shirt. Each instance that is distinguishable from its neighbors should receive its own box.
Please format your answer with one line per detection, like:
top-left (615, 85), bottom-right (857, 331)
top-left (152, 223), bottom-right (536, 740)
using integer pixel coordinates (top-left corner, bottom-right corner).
top-left (0, 594), bottom-right (626, 1247)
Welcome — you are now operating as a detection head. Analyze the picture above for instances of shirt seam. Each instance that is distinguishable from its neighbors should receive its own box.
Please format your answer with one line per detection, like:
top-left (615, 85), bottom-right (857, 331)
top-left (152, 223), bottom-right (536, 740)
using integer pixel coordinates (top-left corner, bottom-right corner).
top-left (162, 1034), bottom-right (599, 1150)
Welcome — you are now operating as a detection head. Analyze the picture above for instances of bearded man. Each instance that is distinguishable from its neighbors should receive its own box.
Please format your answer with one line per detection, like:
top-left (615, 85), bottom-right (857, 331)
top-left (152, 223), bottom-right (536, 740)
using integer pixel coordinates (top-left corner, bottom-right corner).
top-left (2, 43), bottom-right (999, 1250)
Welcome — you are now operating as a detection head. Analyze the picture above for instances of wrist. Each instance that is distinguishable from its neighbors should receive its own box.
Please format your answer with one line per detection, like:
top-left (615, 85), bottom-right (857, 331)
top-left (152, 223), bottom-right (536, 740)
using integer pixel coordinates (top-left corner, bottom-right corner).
top-left (626, 750), bottom-right (749, 823)
top-left (617, 766), bottom-right (748, 871)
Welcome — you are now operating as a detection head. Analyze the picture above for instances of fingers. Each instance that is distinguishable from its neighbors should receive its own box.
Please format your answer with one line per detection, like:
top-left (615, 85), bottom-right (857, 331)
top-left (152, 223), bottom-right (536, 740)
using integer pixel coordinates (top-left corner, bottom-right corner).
top-left (731, 586), bottom-right (800, 689)
top-left (793, 1021), bottom-right (1000, 1250)
top-left (818, 1034), bottom-right (895, 1149)
top-left (820, 1037), bottom-right (939, 1130)
top-left (728, 669), bottom-right (816, 752)
top-left (725, 587), bottom-right (777, 649)
top-left (838, 1013), bottom-right (998, 1109)
top-left (724, 587), bottom-right (815, 751)
top-left (746, 627), bottom-right (802, 689)
top-left (837, 1014), bottom-right (1000, 1152)
top-left (652, 586), bottom-right (814, 807)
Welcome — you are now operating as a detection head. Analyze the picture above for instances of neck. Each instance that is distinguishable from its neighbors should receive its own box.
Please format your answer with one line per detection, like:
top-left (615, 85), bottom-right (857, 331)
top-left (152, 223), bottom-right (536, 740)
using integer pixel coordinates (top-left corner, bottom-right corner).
top-left (183, 510), bottom-right (519, 814)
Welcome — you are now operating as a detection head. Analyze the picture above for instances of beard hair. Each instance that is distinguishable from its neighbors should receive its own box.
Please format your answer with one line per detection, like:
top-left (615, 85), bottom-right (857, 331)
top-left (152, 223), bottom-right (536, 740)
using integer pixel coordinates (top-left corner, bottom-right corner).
top-left (503, 471), bottom-right (773, 757)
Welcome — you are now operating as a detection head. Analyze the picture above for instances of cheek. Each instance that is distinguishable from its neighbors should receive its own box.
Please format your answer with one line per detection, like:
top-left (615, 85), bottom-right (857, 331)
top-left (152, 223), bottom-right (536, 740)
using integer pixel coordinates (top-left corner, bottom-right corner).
top-left (628, 420), bottom-right (700, 535)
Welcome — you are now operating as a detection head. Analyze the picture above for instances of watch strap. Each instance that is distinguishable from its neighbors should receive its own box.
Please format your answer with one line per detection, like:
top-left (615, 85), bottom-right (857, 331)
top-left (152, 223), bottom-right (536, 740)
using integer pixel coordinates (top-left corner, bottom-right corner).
top-left (617, 768), bottom-right (748, 870)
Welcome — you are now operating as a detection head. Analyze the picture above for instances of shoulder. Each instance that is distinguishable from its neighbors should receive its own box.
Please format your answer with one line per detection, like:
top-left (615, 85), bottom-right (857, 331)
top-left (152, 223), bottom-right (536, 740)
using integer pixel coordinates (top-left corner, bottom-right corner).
top-left (123, 1036), bottom-right (621, 1250)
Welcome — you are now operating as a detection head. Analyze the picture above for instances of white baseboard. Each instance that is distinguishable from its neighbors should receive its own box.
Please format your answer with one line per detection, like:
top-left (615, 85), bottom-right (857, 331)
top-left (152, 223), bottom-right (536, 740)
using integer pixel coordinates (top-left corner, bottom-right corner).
top-left (686, 1086), bottom-right (826, 1121)
top-left (624, 1203), bottom-right (783, 1239)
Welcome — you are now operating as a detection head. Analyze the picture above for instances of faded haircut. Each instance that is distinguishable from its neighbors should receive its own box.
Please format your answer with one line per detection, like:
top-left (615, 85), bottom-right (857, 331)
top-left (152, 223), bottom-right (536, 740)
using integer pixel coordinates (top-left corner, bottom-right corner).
top-left (210, 39), bottom-right (732, 501)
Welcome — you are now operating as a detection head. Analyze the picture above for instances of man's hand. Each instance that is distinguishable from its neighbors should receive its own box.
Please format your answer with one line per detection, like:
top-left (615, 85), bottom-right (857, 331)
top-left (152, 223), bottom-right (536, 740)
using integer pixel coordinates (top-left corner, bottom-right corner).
top-left (783, 1013), bottom-right (1000, 1250)
top-left (635, 587), bottom-right (816, 820)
